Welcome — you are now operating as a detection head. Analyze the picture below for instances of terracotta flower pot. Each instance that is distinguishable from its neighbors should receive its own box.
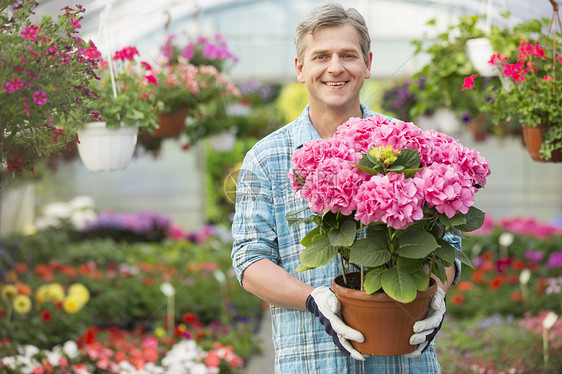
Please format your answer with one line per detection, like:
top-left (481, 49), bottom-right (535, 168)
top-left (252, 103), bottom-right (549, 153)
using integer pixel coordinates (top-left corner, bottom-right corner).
top-left (153, 106), bottom-right (189, 138)
top-left (332, 272), bottom-right (436, 356)
top-left (522, 124), bottom-right (562, 163)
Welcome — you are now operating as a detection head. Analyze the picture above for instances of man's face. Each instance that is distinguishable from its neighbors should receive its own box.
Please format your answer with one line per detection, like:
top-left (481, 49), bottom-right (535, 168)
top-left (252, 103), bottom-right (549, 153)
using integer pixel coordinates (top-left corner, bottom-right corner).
top-left (295, 23), bottom-right (372, 112)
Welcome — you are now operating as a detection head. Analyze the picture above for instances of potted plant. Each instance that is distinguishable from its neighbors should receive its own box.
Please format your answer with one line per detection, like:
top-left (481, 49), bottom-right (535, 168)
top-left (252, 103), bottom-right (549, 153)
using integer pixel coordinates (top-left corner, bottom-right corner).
top-left (77, 46), bottom-right (160, 171)
top-left (467, 35), bottom-right (562, 162)
top-left (145, 34), bottom-right (239, 140)
top-left (286, 115), bottom-right (490, 355)
top-left (0, 0), bottom-right (100, 185)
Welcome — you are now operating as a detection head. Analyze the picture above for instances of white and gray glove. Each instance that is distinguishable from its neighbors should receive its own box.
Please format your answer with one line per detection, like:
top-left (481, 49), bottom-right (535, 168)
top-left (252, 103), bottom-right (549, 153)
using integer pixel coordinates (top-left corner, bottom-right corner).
top-left (306, 286), bottom-right (365, 361)
top-left (405, 286), bottom-right (446, 358)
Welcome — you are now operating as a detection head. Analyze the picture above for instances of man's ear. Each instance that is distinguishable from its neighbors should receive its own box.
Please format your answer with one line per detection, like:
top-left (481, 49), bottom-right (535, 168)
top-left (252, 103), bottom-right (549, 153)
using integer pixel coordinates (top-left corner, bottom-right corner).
top-left (364, 51), bottom-right (373, 79)
top-left (295, 57), bottom-right (305, 83)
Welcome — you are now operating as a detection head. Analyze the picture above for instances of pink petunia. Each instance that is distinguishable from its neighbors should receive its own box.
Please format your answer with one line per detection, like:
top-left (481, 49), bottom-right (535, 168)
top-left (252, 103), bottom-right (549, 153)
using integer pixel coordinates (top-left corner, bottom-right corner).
top-left (32, 91), bottom-right (48, 105)
top-left (20, 25), bottom-right (38, 40)
top-left (144, 74), bottom-right (158, 85)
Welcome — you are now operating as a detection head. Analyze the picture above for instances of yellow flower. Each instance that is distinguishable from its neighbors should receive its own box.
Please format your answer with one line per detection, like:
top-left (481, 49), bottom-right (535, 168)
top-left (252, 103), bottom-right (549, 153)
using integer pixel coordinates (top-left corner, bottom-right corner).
top-left (67, 283), bottom-right (90, 304)
top-left (35, 284), bottom-right (49, 304)
top-left (154, 327), bottom-right (167, 338)
top-left (1, 285), bottom-right (18, 302)
top-left (45, 283), bottom-right (65, 303)
top-left (62, 295), bottom-right (84, 314)
top-left (13, 294), bottom-right (31, 314)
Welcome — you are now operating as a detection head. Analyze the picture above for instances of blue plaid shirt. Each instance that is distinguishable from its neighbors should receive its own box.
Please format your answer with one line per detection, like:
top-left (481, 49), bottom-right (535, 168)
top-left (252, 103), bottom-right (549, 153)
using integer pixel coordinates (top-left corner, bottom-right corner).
top-left (231, 104), bottom-right (461, 373)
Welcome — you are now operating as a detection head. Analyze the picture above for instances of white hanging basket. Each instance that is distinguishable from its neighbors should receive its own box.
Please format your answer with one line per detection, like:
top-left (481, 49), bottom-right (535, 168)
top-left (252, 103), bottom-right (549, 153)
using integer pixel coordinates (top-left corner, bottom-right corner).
top-left (77, 121), bottom-right (138, 171)
top-left (466, 37), bottom-right (498, 77)
top-left (208, 131), bottom-right (236, 153)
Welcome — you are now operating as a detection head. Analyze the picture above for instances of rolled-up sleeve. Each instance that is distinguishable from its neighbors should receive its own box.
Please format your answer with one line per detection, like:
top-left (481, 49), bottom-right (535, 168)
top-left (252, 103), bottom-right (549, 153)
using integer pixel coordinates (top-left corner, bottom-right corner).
top-left (231, 149), bottom-right (280, 285)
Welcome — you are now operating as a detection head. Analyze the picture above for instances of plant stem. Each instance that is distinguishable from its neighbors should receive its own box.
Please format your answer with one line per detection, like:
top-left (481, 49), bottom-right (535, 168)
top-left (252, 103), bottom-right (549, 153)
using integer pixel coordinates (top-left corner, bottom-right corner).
top-left (428, 252), bottom-right (437, 286)
top-left (360, 224), bottom-right (365, 292)
top-left (339, 252), bottom-right (347, 285)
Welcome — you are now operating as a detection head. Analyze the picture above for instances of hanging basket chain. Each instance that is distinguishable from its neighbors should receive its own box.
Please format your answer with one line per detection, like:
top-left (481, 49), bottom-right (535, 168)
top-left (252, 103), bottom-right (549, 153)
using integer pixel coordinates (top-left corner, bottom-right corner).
top-left (546, 0), bottom-right (561, 87)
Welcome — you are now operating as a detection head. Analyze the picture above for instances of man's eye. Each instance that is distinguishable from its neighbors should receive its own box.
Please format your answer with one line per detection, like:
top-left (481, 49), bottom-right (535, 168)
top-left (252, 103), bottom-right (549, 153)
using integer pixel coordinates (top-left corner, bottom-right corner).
top-left (315, 55), bottom-right (327, 60)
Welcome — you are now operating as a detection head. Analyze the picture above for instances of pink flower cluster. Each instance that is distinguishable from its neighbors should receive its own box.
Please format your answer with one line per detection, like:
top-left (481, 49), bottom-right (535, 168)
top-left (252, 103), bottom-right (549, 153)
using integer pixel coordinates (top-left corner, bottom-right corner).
top-left (289, 115), bottom-right (491, 229)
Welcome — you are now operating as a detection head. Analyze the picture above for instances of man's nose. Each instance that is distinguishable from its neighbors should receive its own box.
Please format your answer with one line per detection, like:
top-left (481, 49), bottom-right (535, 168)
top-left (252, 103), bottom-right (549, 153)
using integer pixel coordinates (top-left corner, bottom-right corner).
top-left (327, 55), bottom-right (344, 74)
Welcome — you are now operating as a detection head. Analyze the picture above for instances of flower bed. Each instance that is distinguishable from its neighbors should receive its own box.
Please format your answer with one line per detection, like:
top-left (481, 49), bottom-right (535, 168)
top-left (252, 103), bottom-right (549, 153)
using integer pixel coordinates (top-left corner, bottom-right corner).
top-left (0, 208), bottom-right (263, 373)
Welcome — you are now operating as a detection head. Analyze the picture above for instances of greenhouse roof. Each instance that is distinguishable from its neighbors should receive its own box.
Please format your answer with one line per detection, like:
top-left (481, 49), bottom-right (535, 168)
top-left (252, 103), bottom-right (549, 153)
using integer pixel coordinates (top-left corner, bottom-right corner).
top-left (35, 0), bottom-right (559, 80)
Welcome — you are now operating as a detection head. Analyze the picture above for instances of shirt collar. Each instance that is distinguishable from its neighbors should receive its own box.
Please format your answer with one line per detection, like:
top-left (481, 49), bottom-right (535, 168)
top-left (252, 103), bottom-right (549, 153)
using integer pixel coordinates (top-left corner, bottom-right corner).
top-left (293, 102), bottom-right (375, 149)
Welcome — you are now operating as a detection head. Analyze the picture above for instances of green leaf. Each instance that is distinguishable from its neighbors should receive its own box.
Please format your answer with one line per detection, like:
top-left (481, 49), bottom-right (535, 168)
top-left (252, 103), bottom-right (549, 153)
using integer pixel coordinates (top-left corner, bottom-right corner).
top-left (438, 213), bottom-right (467, 227)
top-left (387, 165), bottom-right (405, 171)
top-left (295, 264), bottom-right (315, 273)
top-left (381, 267), bottom-right (418, 303)
top-left (300, 227), bottom-right (321, 247)
top-left (287, 215), bottom-right (315, 227)
top-left (328, 220), bottom-right (357, 247)
top-left (394, 149), bottom-right (421, 169)
top-left (455, 207), bottom-right (486, 232)
top-left (431, 259), bottom-right (448, 284)
top-left (349, 234), bottom-right (391, 267)
top-left (402, 167), bottom-right (424, 178)
top-left (363, 268), bottom-right (385, 294)
top-left (286, 206), bottom-right (313, 227)
top-left (411, 269), bottom-right (430, 291)
top-left (396, 256), bottom-right (424, 272)
top-left (455, 249), bottom-right (475, 269)
top-left (352, 162), bottom-right (379, 176)
top-left (299, 236), bottom-right (338, 268)
top-left (397, 230), bottom-right (439, 259)
top-left (435, 239), bottom-right (457, 266)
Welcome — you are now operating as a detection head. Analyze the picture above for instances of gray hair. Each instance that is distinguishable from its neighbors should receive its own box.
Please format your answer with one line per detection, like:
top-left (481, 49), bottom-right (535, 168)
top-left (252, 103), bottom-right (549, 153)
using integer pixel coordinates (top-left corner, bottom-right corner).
top-left (294, 3), bottom-right (371, 62)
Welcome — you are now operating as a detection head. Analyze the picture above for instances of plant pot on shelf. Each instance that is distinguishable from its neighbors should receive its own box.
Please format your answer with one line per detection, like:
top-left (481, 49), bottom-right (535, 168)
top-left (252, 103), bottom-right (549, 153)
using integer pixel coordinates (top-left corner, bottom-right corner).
top-left (522, 124), bottom-right (562, 163)
top-left (153, 107), bottom-right (189, 138)
top-left (466, 38), bottom-right (498, 77)
top-left (332, 272), bottom-right (436, 356)
top-left (77, 121), bottom-right (138, 171)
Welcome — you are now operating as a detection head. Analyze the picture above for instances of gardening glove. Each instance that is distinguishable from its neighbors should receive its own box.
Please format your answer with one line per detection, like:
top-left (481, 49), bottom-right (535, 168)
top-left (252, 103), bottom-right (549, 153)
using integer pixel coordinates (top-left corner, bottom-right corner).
top-left (405, 286), bottom-right (446, 358)
top-left (306, 286), bottom-right (365, 361)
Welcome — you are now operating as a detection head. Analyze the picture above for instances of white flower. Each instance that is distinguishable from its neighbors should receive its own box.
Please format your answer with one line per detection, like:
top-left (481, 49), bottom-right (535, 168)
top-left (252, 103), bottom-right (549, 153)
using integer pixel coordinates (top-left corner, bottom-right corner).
top-left (160, 282), bottom-right (175, 297)
top-left (63, 340), bottom-right (79, 359)
top-left (498, 232), bottom-right (515, 247)
top-left (69, 195), bottom-right (95, 210)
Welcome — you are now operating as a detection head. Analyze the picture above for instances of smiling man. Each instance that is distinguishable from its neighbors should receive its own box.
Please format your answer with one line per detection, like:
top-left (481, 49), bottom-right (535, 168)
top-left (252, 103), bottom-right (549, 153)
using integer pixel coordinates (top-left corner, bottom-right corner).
top-left (231, 3), bottom-right (457, 373)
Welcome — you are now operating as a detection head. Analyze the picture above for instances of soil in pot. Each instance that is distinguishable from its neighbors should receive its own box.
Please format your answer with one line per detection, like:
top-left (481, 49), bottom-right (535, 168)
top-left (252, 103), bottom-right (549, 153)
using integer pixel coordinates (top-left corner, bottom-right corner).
top-left (332, 271), bottom-right (436, 356)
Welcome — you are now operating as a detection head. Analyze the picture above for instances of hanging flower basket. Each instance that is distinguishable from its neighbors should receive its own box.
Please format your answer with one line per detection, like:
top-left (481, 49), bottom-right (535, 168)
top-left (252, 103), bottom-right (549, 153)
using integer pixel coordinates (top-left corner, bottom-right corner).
top-left (77, 122), bottom-right (138, 171)
top-left (466, 38), bottom-right (498, 77)
top-left (153, 106), bottom-right (190, 138)
top-left (522, 124), bottom-right (562, 163)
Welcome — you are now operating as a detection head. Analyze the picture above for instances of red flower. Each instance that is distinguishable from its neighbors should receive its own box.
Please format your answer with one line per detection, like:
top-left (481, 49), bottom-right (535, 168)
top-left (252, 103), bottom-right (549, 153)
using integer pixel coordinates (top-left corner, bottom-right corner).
top-left (489, 277), bottom-right (504, 290)
top-left (41, 310), bottom-right (53, 323)
top-left (7, 157), bottom-right (24, 173)
top-left (456, 281), bottom-right (474, 292)
top-left (462, 74), bottom-right (478, 91)
top-left (511, 292), bottom-right (523, 302)
top-left (182, 312), bottom-right (200, 325)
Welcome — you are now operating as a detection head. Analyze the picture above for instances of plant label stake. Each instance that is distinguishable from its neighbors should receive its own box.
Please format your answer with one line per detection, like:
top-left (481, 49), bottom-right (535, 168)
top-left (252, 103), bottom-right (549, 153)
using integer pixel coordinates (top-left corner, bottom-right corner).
top-left (160, 282), bottom-right (176, 337)
top-left (518, 269), bottom-right (531, 303)
top-left (542, 311), bottom-right (558, 369)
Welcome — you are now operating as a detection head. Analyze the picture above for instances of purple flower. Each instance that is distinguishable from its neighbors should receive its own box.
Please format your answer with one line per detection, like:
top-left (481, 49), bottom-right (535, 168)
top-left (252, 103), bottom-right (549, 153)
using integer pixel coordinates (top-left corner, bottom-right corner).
top-left (524, 251), bottom-right (545, 262)
top-left (546, 252), bottom-right (562, 268)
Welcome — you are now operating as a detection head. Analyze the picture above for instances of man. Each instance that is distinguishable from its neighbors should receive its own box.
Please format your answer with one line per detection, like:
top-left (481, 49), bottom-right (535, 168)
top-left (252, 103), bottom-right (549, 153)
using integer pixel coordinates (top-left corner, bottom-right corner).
top-left (231, 3), bottom-right (460, 373)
